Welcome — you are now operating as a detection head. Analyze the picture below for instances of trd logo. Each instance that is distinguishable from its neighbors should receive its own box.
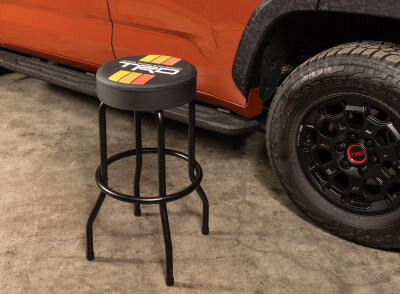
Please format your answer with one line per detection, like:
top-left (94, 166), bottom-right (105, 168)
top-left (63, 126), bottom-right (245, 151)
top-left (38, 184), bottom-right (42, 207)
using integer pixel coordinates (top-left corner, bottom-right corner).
top-left (350, 151), bottom-right (366, 157)
top-left (119, 61), bottom-right (181, 75)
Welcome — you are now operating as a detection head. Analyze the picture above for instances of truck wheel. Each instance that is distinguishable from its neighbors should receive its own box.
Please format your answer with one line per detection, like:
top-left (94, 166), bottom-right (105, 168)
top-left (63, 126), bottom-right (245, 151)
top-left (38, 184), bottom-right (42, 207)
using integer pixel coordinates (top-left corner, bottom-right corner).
top-left (266, 41), bottom-right (400, 248)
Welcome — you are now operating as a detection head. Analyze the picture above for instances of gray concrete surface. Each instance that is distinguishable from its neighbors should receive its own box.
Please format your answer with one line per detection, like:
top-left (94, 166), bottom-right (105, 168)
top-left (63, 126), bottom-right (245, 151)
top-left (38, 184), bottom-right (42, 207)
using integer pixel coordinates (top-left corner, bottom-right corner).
top-left (1, 69), bottom-right (399, 294)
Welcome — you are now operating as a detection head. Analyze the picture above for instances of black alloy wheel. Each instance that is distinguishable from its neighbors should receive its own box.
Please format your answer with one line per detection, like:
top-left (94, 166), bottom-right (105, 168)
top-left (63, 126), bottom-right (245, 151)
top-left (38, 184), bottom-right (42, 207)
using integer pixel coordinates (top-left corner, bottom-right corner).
top-left (298, 94), bottom-right (400, 215)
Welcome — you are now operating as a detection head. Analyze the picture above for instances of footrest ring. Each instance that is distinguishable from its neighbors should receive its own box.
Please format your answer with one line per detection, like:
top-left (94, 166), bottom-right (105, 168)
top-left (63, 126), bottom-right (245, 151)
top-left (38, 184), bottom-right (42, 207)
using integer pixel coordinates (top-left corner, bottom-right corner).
top-left (95, 148), bottom-right (203, 204)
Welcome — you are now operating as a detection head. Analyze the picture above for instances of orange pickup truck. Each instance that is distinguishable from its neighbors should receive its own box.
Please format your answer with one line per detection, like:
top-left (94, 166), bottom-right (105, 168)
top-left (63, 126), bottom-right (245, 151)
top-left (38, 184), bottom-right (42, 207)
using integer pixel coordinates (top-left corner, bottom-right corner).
top-left (2, 0), bottom-right (400, 249)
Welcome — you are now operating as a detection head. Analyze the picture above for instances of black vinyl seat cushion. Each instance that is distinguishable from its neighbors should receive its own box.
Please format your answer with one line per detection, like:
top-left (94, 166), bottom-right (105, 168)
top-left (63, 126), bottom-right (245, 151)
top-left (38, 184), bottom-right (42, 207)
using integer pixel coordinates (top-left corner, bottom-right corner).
top-left (96, 55), bottom-right (197, 111)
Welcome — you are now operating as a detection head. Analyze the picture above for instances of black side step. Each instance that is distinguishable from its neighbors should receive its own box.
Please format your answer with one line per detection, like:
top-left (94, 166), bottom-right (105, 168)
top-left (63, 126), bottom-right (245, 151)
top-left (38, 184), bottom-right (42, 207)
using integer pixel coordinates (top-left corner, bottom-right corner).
top-left (0, 48), bottom-right (259, 135)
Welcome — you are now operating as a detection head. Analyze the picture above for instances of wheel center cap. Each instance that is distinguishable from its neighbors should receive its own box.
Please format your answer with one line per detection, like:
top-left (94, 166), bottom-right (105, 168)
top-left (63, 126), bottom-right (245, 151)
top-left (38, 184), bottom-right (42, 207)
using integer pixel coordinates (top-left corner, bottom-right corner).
top-left (347, 144), bottom-right (367, 165)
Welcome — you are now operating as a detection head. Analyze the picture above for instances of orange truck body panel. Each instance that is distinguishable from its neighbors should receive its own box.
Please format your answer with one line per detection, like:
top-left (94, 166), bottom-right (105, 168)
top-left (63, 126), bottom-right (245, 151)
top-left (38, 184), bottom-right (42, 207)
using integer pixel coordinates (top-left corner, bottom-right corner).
top-left (0, 0), bottom-right (263, 117)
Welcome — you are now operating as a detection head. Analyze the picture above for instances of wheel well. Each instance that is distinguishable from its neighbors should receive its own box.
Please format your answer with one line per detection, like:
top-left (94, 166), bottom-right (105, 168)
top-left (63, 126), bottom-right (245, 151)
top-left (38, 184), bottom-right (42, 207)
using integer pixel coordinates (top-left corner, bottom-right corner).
top-left (253, 11), bottom-right (400, 102)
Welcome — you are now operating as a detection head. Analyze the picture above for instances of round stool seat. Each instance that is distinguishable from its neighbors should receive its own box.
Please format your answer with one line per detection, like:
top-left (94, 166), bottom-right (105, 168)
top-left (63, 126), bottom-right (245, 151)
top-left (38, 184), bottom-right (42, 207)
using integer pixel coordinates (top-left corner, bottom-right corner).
top-left (96, 55), bottom-right (197, 111)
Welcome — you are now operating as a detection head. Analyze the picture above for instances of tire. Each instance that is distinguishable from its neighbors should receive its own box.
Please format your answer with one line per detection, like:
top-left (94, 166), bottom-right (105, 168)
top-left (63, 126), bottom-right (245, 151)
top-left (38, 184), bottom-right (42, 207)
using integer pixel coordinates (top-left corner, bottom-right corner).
top-left (266, 41), bottom-right (400, 249)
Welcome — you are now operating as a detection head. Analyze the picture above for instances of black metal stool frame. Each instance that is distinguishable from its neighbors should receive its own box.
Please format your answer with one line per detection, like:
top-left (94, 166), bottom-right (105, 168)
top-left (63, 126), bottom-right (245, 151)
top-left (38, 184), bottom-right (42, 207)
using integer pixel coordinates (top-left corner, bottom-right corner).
top-left (86, 101), bottom-right (209, 287)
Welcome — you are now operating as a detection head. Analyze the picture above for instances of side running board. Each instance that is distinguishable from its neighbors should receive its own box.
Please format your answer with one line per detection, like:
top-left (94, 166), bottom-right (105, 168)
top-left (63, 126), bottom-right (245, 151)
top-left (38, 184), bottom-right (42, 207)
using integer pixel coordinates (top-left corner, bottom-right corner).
top-left (0, 48), bottom-right (259, 135)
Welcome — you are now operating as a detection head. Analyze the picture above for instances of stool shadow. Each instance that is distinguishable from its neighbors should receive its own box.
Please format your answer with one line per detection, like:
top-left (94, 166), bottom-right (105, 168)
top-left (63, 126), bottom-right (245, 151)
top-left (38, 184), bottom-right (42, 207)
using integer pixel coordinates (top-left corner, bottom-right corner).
top-left (137, 212), bottom-right (160, 217)
top-left (94, 256), bottom-right (145, 264)
top-left (139, 206), bottom-right (202, 228)
top-left (139, 210), bottom-right (199, 217)
top-left (176, 281), bottom-right (234, 291)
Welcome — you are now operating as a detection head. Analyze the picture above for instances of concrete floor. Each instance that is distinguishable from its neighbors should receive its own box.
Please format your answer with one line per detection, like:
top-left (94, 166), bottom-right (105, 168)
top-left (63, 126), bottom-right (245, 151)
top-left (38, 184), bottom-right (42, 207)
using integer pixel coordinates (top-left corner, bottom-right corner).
top-left (1, 68), bottom-right (400, 294)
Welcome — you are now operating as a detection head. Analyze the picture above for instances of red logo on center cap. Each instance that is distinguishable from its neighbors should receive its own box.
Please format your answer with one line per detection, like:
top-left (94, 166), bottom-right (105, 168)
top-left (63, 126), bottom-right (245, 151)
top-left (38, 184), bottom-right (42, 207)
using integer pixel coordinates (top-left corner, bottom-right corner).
top-left (347, 144), bottom-right (367, 164)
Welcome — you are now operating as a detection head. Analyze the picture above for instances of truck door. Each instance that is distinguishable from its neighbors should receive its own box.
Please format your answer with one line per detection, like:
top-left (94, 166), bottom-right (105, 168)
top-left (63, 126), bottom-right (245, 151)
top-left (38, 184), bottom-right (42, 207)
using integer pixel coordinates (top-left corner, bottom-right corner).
top-left (0, 0), bottom-right (114, 69)
top-left (107, 0), bottom-right (212, 64)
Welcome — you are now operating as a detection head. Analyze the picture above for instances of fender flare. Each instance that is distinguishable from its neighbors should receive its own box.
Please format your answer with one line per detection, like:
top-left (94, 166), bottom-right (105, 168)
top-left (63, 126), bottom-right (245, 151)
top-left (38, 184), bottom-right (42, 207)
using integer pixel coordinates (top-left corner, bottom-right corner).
top-left (232, 0), bottom-right (319, 98)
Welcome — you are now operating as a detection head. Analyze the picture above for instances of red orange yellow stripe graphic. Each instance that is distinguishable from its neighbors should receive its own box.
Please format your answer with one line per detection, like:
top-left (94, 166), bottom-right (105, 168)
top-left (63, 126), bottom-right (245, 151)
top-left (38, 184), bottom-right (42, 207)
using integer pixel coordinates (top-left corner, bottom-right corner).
top-left (108, 70), bottom-right (154, 85)
top-left (139, 55), bottom-right (181, 66)
top-left (119, 72), bottom-right (142, 84)
top-left (131, 74), bottom-right (155, 85)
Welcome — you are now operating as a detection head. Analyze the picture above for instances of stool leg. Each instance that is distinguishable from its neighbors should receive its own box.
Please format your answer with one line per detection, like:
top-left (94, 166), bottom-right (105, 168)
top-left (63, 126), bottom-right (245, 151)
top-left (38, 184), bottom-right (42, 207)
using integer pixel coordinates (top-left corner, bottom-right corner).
top-left (86, 191), bottom-right (106, 260)
top-left (156, 111), bottom-right (166, 197)
top-left (156, 111), bottom-right (174, 286)
top-left (188, 101), bottom-right (209, 235)
top-left (86, 102), bottom-right (108, 260)
top-left (133, 111), bottom-right (142, 216)
top-left (194, 186), bottom-right (209, 235)
top-left (98, 102), bottom-right (109, 186)
top-left (160, 203), bottom-right (174, 286)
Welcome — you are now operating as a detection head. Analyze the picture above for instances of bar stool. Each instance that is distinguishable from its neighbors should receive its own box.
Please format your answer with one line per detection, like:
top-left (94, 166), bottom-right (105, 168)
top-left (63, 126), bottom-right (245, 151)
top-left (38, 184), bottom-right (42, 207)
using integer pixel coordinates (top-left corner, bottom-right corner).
top-left (86, 55), bottom-right (209, 286)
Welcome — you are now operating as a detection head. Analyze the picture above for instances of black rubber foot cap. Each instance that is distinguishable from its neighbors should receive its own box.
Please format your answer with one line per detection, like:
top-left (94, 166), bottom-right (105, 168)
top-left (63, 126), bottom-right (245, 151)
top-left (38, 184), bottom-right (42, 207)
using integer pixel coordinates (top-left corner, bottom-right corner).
top-left (86, 251), bottom-right (95, 261)
top-left (202, 227), bottom-right (209, 235)
top-left (134, 209), bottom-right (141, 217)
top-left (166, 278), bottom-right (174, 287)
